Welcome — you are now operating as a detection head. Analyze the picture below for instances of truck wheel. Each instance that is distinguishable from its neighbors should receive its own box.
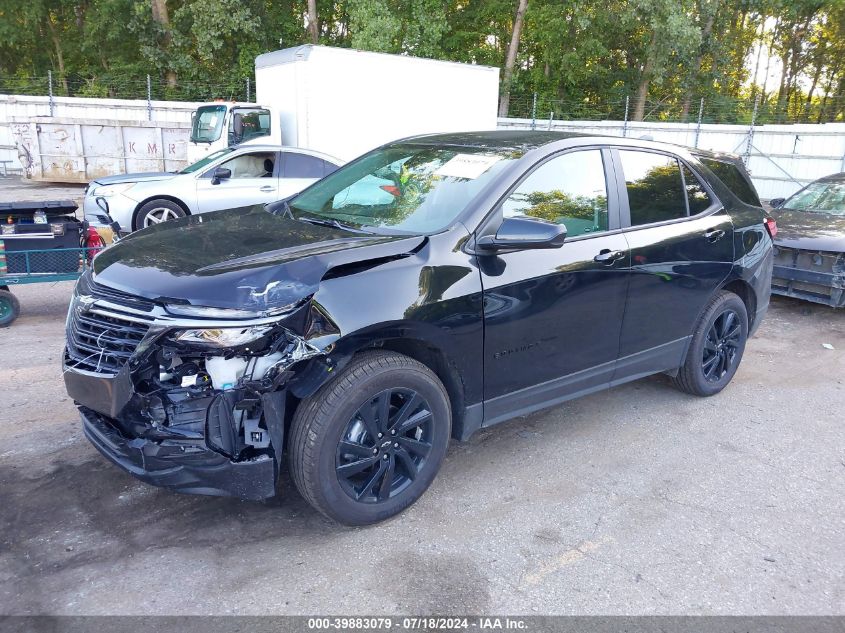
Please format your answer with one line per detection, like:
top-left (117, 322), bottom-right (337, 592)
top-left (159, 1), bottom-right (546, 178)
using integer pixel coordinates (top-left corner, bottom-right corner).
top-left (134, 199), bottom-right (187, 231)
top-left (672, 290), bottom-right (748, 397)
top-left (289, 351), bottom-right (451, 526)
top-left (0, 290), bottom-right (21, 327)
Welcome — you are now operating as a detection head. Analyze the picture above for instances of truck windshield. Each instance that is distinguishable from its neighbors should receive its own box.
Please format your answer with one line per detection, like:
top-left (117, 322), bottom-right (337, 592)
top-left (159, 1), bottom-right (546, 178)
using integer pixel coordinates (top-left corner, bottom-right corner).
top-left (191, 105), bottom-right (227, 143)
top-left (288, 144), bottom-right (520, 234)
top-left (178, 148), bottom-right (235, 174)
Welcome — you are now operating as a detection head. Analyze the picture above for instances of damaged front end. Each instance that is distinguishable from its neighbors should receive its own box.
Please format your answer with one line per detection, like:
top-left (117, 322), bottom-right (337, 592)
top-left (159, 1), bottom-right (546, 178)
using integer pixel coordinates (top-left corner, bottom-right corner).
top-left (771, 246), bottom-right (845, 308)
top-left (63, 272), bottom-right (336, 500)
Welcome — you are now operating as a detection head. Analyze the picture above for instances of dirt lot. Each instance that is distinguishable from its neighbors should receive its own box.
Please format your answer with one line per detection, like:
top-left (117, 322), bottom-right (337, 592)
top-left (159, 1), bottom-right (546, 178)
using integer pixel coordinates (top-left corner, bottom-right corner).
top-left (0, 280), bottom-right (843, 616)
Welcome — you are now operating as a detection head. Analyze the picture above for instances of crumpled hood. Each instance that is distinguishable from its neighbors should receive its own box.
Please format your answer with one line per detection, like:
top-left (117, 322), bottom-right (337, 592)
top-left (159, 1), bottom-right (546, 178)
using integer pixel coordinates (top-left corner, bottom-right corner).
top-left (92, 205), bottom-right (424, 311)
top-left (90, 172), bottom-right (176, 188)
top-left (772, 209), bottom-right (845, 252)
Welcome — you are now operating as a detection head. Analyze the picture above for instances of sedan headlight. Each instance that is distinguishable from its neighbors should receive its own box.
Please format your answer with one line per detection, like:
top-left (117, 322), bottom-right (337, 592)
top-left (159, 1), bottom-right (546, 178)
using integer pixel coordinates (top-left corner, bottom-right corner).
top-left (91, 183), bottom-right (135, 197)
top-left (170, 325), bottom-right (274, 348)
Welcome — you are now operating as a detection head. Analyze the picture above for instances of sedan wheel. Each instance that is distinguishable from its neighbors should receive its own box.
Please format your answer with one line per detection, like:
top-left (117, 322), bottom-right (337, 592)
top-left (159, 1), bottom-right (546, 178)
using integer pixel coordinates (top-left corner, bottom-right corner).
top-left (134, 199), bottom-right (187, 231)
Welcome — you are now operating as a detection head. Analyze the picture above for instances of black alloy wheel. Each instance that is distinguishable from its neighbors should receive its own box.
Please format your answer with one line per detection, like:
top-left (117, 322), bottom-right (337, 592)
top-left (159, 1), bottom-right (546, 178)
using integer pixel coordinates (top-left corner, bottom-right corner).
top-left (701, 309), bottom-right (742, 383)
top-left (289, 351), bottom-right (451, 525)
top-left (335, 388), bottom-right (433, 503)
top-left (672, 290), bottom-right (748, 397)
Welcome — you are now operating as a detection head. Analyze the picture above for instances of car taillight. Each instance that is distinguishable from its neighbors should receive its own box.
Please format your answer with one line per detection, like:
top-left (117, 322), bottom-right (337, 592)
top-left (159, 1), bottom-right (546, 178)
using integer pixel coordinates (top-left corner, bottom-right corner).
top-left (764, 217), bottom-right (777, 239)
top-left (380, 185), bottom-right (401, 197)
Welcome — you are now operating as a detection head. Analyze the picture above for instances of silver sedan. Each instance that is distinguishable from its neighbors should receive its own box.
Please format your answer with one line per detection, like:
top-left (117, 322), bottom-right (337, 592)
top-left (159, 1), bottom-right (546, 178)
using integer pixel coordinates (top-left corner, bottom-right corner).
top-left (83, 144), bottom-right (342, 232)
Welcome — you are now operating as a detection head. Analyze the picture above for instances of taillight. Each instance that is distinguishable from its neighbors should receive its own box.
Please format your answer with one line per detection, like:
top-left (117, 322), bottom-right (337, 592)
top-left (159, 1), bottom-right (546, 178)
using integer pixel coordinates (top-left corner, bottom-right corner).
top-left (764, 217), bottom-right (777, 239)
top-left (380, 185), bottom-right (401, 197)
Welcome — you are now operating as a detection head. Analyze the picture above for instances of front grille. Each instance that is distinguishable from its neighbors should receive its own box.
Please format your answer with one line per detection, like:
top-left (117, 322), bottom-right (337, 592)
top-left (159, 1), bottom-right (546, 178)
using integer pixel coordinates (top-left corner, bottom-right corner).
top-left (77, 273), bottom-right (156, 313)
top-left (90, 281), bottom-right (155, 312)
top-left (65, 306), bottom-right (150, 374)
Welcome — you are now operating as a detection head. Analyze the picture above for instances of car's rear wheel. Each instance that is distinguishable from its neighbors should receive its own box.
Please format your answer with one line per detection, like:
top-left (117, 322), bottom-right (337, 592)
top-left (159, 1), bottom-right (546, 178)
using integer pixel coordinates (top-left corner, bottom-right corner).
top-left (288, 351), bottom-right (451, 525)
top-left (134, 199), bottom-right (187, 231)
top-left (672, 290), bottom-right (748, 397)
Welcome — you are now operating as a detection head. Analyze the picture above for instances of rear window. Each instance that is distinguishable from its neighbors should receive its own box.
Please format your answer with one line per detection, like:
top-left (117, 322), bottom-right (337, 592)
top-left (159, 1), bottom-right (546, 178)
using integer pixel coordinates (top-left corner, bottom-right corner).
top-left (700, 158), bottom-right (761, 207)
top-left (284, 153), bottom-right (335, 178)
top-left (618, 150), bottom-right (688, 226)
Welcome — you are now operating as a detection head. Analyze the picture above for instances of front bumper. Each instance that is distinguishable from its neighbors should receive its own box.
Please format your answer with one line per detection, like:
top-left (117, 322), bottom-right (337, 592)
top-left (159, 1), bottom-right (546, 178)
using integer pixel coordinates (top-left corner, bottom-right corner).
top-left (82, 193), bottom-right (136, 233)
top-left (80, 405), bottom-right (277, 500)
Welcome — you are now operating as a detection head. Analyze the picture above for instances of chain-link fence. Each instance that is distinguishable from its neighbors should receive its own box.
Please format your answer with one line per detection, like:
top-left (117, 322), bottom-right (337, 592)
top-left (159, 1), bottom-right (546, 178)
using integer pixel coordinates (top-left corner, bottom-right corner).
top-left (3, 75), bottom-right (844, 125)
top-left (0, 74), bottom-right (256, 104)
top-left (505, 93), bottom-right (845, 126)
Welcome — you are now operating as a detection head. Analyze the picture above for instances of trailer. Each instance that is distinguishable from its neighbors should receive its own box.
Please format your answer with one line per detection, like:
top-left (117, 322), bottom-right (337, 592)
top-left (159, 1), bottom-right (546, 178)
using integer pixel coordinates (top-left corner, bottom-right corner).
top-left (0, 200), bottom-right (109, 326)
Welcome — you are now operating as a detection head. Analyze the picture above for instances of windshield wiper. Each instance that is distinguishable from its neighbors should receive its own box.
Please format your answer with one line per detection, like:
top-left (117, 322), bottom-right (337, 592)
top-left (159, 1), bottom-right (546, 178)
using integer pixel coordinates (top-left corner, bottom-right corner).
top-left (296, 215), bottom-right (374, 234)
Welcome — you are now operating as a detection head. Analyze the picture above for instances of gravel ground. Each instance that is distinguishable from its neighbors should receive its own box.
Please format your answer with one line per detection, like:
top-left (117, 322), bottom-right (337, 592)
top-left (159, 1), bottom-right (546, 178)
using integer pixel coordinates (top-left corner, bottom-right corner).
top-left (0, 281), bottom-right (842, 616)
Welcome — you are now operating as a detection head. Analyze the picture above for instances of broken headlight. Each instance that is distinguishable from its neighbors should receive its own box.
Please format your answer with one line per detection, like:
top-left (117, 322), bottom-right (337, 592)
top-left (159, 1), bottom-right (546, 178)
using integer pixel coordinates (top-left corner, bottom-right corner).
top-left (170, 325), bottom-right (274, 348)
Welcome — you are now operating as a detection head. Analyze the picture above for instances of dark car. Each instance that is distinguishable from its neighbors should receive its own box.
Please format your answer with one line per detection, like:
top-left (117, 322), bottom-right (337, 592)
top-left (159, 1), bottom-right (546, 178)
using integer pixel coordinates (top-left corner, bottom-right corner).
top-left (768, 173), bottom-right (845, 307)
top-left (63, 132), bottom-right (774, 525)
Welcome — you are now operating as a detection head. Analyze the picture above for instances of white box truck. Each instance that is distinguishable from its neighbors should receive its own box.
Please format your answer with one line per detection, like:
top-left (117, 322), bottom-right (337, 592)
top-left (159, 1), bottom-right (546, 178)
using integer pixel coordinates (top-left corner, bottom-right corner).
top-left (187, 45), bottom-right (500, 163)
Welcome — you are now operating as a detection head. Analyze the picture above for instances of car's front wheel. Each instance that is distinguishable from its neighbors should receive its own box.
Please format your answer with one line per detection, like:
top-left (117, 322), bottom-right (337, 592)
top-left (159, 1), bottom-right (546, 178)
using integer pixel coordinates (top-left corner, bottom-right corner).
top-left (672, 290), bottom-right (748, 397)
top-left (134, 199), bottom-right (187, 231)
top-left (288, 351), bottom-right (451, 525)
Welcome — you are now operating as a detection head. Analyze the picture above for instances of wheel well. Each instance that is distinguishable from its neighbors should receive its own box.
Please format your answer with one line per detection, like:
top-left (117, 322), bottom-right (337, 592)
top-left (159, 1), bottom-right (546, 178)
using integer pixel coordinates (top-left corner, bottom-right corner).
top-left (369, 338), bottom-right (467, 439)
top-left (281, 336), bottom-right (470, 445)
top-left (132, 196), bottom-right (190, 228)
top-left (721, 279), bottom-right (757, 328)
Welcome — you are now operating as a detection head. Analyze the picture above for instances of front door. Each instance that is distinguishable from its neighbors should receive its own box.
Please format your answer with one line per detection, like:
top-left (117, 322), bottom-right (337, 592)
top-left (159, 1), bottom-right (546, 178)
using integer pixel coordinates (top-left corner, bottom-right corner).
top-left (196, 150), bottom-right (280, 213)
top-left (612, 149), bottom-right (734, 379)
top-left (478, 148), bottom-right (630, 425)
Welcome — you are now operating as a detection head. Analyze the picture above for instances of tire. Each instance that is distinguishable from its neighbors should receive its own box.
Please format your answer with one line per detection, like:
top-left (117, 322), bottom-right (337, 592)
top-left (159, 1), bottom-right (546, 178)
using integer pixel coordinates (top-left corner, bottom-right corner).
top-left (133, 199), bottom-right (187, 231)
top-left (0, 290), bottom-right (21, 327)
top-left (289, 351), bottom-right (451, 526)
top-left (672, 290), bottom-right (748, 397)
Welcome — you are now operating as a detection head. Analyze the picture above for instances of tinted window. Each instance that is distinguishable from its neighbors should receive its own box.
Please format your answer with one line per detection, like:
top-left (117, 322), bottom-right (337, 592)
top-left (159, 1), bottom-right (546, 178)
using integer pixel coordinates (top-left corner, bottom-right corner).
top-left (285, 153), bottom-right (326, 178)
top-left (322, 159), bottom-right (340, 176)
top-left (215, 152), bottom-right (275, 178)
top-left (502, 150), bottom-right (608, 237)
top-left (682, 164), bottom-right (714, 215)
top-left (700, 158), bottom-right (761, 207)
top-left (619, 151), bottom-right (686, 226)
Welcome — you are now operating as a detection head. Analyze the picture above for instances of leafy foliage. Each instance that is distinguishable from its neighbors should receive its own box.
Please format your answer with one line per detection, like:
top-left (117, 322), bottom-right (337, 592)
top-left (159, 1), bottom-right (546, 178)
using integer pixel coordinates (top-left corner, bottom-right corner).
top-left (0, 0), bottom-right (843, 122)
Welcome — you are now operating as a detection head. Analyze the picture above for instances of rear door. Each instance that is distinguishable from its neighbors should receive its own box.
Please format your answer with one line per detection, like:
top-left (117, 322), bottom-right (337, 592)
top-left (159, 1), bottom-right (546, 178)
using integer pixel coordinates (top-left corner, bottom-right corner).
top-left (279, 152), bottom-right (337, 198)
top-left (612, 149), bottom-right (734, 380)
top-left (195, 150), bottom-right (280, 213)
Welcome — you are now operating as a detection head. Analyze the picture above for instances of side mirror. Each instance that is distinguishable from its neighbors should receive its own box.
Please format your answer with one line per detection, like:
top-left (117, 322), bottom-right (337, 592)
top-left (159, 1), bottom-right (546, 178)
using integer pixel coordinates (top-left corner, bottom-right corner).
top-left (211, 167), bottom-right (232, 185)
top-left (476, 216), bottom-right (567, 252)
top-left (769, 198), bottom-right (785, 209)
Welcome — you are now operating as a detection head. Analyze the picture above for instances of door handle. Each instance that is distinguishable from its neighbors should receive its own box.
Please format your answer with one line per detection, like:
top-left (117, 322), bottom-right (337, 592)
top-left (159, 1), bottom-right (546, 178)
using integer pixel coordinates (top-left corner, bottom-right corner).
top-left (259, 185), bottom-right (275, 192)
top-left (594, 249), bottom-right (625, 264)
top-left (705, 228), bottom-right (725, 242)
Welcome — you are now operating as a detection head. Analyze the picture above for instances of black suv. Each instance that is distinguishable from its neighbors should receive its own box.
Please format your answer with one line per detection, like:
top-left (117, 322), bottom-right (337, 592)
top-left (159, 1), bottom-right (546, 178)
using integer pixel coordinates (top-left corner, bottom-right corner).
top-left (64, 132), bottom-right (774, 525)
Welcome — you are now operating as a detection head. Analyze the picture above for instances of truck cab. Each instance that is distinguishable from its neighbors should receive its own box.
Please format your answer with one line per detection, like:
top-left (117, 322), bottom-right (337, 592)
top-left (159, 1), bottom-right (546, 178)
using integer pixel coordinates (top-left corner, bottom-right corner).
top-left (188, 103), bottom-right (273, 163)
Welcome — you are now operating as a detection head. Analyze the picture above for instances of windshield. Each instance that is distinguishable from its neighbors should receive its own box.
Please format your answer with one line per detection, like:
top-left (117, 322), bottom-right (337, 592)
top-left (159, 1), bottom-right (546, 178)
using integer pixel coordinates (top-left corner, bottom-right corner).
top-left (783, 181), bottom-right (845, 215)
top-left (288, 144), bottom-right (521, 234)
top-left (191, 105), bottom-right (227, 143)
top-left (178, 147), bottom-right (235, 174)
